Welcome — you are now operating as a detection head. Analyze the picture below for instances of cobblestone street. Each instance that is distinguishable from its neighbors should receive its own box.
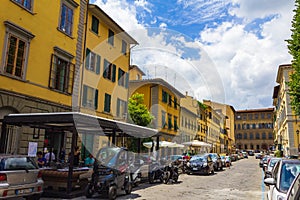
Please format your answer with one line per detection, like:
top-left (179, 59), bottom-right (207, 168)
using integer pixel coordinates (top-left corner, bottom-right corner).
top-left (40, 156), bottom-right (267, 200)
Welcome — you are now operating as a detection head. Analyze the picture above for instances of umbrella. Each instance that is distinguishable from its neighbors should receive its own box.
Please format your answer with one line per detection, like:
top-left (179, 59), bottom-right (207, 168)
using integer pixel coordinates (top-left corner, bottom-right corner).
top-left (182, 140), bottom-right (211, 147)
top-left (143, 141), bottom-right (184, 148)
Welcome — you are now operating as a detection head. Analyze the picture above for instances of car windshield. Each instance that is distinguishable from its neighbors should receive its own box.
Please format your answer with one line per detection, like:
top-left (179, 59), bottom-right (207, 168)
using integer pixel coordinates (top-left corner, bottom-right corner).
top-left (96, 147), bottom-right (120, 167)
top-left (0, 157), bottom-right (37, 171)
top-left (190, 156), bottom-right (205, 162)
top-left (270, 159), bottom-right (280, 167)
top-left (170, 155), bottom-right (182, 161)
top-left (279, 163), bottom-right (300, 192)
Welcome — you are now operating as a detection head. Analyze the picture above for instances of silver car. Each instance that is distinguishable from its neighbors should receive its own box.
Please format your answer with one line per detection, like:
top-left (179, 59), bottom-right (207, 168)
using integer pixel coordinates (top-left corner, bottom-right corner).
top-left (0, 154), bottom-right (43, 199)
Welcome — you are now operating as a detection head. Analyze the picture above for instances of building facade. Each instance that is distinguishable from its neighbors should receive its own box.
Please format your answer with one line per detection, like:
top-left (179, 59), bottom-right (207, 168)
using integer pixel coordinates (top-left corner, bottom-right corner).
top-left (234, 108), bottom-right (274, 152)
top-left (273, 64), bottom-right (300, 157)
top-left (0, 0), bottom-right (87, 155)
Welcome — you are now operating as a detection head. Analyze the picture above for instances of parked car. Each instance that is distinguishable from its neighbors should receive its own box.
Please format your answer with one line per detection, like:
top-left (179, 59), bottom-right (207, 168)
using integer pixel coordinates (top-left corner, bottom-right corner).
top-left (208, 153), bottom-right (222, 171)
top-left (255, 153), bottom-right (263, 159)
top-left (259, 156), bottom-right (270, 168)
top-left (264, 159), bottom-right (300, 200)
top-left (0, 154), bottom-right (44, 200)
top-left (264, 157), bottom-right (282, 179)
top-left (247, 150), bottom-right (254, 156)
top-left (220, 156), bottom-right (226, 167)
top-left (186, 154), bottom-right (214, 175)
top-left (242, 152), bottom-right (248, 159)
top-left (286, 173), bottom-right (300, 200)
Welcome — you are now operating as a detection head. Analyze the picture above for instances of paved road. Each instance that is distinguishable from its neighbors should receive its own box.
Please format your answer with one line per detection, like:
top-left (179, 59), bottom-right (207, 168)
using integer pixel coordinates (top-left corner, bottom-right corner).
top-left (40, 156), bottom-right (268, 200)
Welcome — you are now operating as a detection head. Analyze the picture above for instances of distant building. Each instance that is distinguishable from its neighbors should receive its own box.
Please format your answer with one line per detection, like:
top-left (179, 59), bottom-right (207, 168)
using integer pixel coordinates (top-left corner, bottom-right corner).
top-left (234, 108), bottom-right (274, 152)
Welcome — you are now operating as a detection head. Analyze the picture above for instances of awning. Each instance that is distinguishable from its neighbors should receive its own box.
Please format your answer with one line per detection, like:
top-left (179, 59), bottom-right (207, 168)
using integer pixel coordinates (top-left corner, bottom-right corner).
top-left (143, 141), bottom-right (184, 148)
top-left (182, 140), bottom-right (212, 148)
top-left (1, 112), bottom-right (158, 138)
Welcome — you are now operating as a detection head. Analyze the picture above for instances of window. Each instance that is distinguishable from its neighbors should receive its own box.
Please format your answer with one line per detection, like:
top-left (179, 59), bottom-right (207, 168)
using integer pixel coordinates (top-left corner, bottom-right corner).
top-left (256, 133), bottom-right (260, 139)
top-left (174, 116), bottom-right (178, 131)
top-left (118, 68), bottom-right (126, 87)
top-left (244, 144), bottom-right (248, 150)
top-left (49, 51), bottom-right (75, 94)
top-left (248, 114), bottom-right (252, 120)
top-left (162, 90), bottom-right (168, 103)
top-left (108, 29), bottom-right (114, 46)
top-left (117, 98), bottom-right (127, 118)
top-left (267, 113), bottom-right (271, 119)
top-left (255, 114), bottom-right (258, 119)
top-left (168, 94), bottom-right (172, 106)
top-left (82, 85), bottom-right (98, 109)
top-left (104, 93), bottom-right (111, 113)
top-left (161, 111), bottom-right (166, 128)
top-left (262, 132), bottom-right (266, 139)
top-left (174, 97), bottom-right (178, 109)
top-left (13, 0), bottom-right (32, 11)
top-left (261, 113), bottom-right (265, 119)
top-left (168, 114), bottom-right (172, 130)
top-left (59, 1), bottom-right (76, 36)
top-left (103, 59), bottom-right (116, 82)
top-left (91, 15), bottom-right (99, 34)
top-left (121, 40), bottom-right (127, 55)
top-left (237, 124), bottom-right (241, 130)
top-left (268, 132), bottom-right (273, 139)
top-left (243, 133), bottom-right (247, 139)
top-left (250, 133), bottom-right (254, 139)
top-left (2, 21), bottom-right (34, 79)
top-left (252, 123), bottom-right (256, 129)
top-left (85, 48), bottom-right (100, 74)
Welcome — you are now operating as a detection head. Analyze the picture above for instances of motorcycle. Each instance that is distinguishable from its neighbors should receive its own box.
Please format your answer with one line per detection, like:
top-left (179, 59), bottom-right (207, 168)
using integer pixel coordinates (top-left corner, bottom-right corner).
top-left (162, 161), bottom-right (179, 184)
top-left (148, 162), bottom-right (164, 184)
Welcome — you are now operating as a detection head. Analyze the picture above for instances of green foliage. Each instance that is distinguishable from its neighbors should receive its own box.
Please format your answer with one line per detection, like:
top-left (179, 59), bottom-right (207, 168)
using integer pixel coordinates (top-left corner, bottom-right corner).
top-left (128, 93), bottom-right (154, 126)
top-left (287, 0), bottom-right (300, 117)
top-left (198, 101), bottom-right (207, 110)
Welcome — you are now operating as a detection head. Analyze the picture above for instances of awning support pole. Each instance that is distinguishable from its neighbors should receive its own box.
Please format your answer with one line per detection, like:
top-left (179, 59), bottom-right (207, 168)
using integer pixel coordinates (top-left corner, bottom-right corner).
top-left (67, 126), bottom-right (77, 194)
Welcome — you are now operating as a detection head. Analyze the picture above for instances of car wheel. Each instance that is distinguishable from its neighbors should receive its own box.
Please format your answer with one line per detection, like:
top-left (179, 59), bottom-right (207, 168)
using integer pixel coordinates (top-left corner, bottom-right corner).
top-left (108, 185), bottom-right (117, 200)
top-left (85, 183), bottom-right (95, 198)
top-left (25, 194), bottom-right (41, 200)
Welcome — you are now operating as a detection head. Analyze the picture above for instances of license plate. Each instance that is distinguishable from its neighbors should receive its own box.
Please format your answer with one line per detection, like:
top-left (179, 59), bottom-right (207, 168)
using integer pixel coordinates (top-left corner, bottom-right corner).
top-left (193, 168), bottom-right (197, 170)
top-left (16, 188), bottom-right (33, 195)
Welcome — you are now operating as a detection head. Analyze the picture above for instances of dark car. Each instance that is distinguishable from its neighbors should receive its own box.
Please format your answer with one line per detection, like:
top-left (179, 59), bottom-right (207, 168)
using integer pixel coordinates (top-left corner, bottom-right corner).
top-left (264, 159), bottom-right (300, 200)
top-left (208, 153), bottom-right (223, 171)
top-left (259, 156), bottom-right (270, 168)
top-left (186, 154), bottom-right (214, 175)
top-left (0, 154), bottom-right (44, 200)
top-left (85, 147), bottom-right (133, 200)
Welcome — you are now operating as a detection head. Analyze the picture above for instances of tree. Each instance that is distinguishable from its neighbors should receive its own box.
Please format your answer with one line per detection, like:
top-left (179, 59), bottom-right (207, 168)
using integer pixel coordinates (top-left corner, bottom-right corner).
top-left (127, 93), bottom-right (154, 152)
top-left (287, 0), bottom-right (300, 117)
top-left (128, 93), bottom-right (154, 126)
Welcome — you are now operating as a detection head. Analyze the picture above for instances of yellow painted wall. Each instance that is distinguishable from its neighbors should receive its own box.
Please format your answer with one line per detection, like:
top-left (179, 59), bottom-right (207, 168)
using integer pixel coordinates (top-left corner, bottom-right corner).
top-left (0, 0), bottom-right (82, 106)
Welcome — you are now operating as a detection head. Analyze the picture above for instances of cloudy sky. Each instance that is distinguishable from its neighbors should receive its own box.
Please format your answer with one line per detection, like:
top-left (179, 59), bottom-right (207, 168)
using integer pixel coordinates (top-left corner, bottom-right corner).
top-left (91, 0), bottom-right (295, 110)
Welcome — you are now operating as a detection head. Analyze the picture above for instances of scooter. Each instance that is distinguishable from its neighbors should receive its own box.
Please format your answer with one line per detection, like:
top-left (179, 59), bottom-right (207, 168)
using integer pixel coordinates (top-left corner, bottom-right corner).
top-left (148, 162), bottom-right (164, 184)
top-left (162, 162), bottom-right (179, 184)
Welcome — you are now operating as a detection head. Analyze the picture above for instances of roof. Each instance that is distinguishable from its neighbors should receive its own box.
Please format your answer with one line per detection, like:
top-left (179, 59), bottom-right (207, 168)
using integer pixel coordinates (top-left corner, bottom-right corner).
top-left (129, 65), bottom-right (146, 76)
top-left (129, 78), bottom-right (185, 98)
top-left (276, 64), bottom-right (292, 83)
top-left (236, 108), bottom-right (274, 113)
top-left (2, 112), bottom-right (158, 138)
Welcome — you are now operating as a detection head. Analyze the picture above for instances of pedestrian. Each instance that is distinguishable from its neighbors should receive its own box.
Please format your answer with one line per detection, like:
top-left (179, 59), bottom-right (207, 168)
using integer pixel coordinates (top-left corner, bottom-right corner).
top-left (84, 153), bottom-right (95, 168)
top-left (73, 146), bottom-right (81, 167)
top-left (45, 150), bottom-right (56, 166)
top-left (37, 151), bottom-right (47, 168)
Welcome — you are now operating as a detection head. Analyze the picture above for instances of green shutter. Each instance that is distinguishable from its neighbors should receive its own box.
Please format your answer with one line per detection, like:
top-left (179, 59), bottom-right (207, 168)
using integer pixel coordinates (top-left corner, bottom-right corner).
top-left (85, 48), bottom-right (90, 69)
top-left (125, 73), bottom-right (129, 88)
top-left (112, 64), bottom-right (116, 82)
top-left (116, 98), bottom-right (120, 117)
top-left (94, 89), bottom-right (98, 109)
top-left (82, 85), bottom-right (87, 106)
top-left (104, 93), bottom-right (111, 112)
top-left (103, 59), bottom-right (108, 78)
top-left (118, 68), bottom-right (122, 85)
top-left (96, 55), bottom-right (101, 75)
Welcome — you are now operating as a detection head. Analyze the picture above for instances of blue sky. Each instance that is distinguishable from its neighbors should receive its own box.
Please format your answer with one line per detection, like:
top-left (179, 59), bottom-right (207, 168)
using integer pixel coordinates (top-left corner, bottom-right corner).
top-left (91, 0), bottom-right (295, 110)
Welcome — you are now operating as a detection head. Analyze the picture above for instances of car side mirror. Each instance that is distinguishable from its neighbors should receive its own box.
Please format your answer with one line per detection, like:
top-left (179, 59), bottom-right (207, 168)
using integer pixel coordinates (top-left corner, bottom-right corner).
top-left (264, 177), bottom-right (276, 186)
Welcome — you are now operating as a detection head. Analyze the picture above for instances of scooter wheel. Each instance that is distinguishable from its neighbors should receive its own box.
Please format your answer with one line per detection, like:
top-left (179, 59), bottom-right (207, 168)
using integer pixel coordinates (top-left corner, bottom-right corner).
top-left (149, 172), bottom-right (155, 184)
top-left (125, 182), bottom-right (132, 195)
top-left (85, 183), bottom-right (94, 198)
top-left (108, 185), bottom-right (117, 200)
top-left (163, 171), bottom-right (170, 184)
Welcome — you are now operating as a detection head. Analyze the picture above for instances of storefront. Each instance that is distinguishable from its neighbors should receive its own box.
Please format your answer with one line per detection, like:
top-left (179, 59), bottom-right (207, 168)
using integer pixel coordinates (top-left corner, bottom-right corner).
top-left (0, 112), bottom-right (159, 198)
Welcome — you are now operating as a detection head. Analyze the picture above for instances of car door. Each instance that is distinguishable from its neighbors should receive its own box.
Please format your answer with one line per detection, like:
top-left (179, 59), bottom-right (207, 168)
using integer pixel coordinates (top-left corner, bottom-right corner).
top-left (286, 173), bottom-right (300, 200)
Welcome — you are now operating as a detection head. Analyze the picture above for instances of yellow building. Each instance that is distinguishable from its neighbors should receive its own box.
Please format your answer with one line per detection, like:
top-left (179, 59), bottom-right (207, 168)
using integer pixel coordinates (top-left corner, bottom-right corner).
top-left (180, 94), bottom-right (198, 143)
top-left (203, 100), bottom-right (236, 154)
top-left (0, 0), bottom-right (87, 154)
top-left (273, 64), bottom-right (300, 156)
top-left (129, 76), bottom-right (185, 142)
top-left (78, 4), bottom-right (138, 156)
top-left (197, 104), bottom-right (208, 142)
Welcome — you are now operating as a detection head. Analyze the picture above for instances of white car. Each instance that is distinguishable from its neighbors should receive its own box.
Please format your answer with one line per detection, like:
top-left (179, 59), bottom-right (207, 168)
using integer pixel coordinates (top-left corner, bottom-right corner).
top-left (264, 159), bottom-right (300, 200)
